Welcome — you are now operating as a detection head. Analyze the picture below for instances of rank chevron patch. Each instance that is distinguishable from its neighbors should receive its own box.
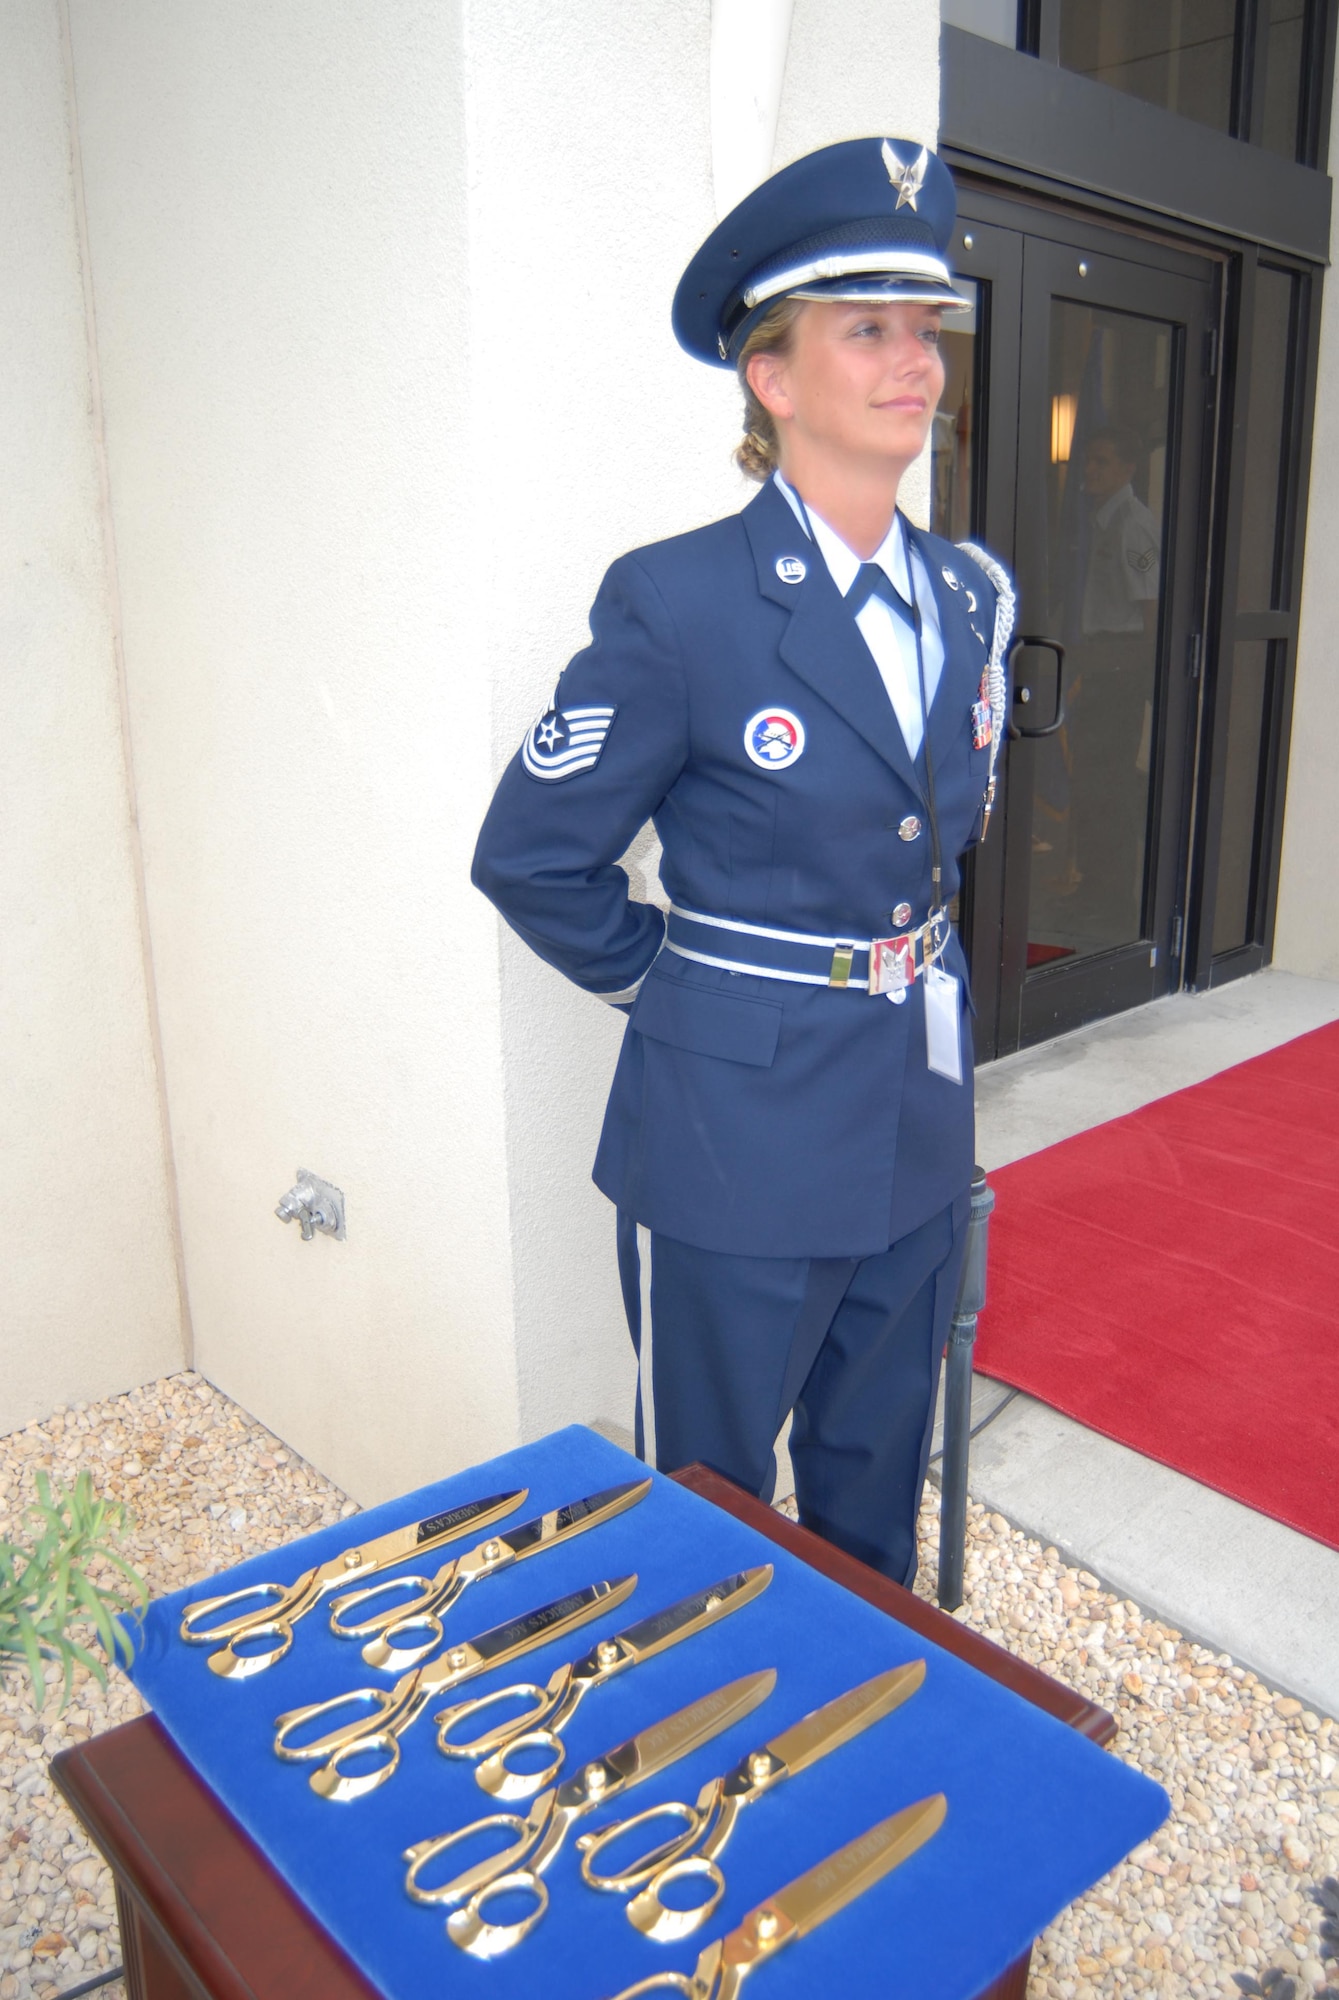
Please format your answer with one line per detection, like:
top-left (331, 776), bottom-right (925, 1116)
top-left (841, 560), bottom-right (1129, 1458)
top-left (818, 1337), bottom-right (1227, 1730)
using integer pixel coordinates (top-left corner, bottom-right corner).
top-left (521, 703), bottom-right (617, 782)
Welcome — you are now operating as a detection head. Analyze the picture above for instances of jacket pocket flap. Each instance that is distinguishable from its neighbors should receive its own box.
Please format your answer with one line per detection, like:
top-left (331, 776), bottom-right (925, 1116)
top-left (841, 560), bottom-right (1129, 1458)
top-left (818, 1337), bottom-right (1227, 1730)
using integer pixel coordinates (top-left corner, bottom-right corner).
top-left (631, 975), bottom-right (781, 1067)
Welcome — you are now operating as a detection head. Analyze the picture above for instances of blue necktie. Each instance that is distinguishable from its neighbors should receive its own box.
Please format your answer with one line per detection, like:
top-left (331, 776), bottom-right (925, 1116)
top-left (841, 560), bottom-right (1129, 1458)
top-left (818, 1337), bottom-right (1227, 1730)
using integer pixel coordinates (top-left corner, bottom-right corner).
top-left (847, 561), bottom-right (917, 634)
top-left (850, 557), bottom-right (944, 901)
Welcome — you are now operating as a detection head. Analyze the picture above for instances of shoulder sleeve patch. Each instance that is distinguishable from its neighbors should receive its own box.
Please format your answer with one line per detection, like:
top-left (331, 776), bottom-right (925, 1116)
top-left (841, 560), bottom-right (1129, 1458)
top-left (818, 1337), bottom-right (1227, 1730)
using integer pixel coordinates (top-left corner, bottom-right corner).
top-left (521, 704), bottom-right (617, 783)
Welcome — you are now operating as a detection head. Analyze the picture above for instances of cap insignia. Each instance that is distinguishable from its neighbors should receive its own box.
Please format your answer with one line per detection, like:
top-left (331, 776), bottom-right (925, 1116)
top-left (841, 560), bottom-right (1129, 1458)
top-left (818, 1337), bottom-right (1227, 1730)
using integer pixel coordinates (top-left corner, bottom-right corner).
top-left (882, 140), bottom-right (929, 212)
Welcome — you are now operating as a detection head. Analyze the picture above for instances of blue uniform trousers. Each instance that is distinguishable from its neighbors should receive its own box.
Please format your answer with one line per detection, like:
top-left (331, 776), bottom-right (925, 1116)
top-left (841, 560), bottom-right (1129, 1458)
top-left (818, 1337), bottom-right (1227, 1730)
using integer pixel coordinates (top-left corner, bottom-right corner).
top-left (616, 1188), bottom-right (970, 1587)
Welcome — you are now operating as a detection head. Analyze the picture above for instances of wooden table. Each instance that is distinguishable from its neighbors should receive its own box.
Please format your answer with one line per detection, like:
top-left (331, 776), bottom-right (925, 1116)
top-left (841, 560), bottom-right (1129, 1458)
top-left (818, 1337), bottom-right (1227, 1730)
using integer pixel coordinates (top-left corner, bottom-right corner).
top-left (52, 1464), bottom-right (1114, 2000)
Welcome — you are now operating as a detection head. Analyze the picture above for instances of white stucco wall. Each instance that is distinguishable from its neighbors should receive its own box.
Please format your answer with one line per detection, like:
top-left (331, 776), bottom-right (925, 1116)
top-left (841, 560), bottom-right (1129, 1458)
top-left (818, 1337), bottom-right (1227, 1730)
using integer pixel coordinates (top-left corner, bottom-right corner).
top-left (65, 0), bottom-right (521, 1503)
top-left (45, 0), bottom-right (939, 1496)
top-left (1275, 114), bottom-right (1339, 980)
top-left (0, 0), bottom-right (183, 1434)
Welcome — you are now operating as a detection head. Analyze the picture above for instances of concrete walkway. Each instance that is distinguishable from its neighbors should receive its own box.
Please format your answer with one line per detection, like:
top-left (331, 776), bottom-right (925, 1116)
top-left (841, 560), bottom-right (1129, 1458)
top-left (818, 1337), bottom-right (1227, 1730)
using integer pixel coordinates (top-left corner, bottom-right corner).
top-left (962, 966), bottom-right (1339, 1717)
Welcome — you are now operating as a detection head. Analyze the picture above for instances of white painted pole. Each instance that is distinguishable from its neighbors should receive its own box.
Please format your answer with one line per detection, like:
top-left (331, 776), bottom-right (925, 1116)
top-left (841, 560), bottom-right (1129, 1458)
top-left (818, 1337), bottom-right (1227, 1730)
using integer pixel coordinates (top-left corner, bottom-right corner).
top-left (710, 0), bottom-right (796, 221)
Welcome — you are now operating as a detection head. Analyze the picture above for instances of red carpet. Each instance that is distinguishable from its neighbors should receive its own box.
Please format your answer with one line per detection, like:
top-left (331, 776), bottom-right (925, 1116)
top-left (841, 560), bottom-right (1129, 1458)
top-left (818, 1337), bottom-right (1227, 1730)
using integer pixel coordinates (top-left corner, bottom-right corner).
top-left (974, 1021), bottom-right (1339, 1551)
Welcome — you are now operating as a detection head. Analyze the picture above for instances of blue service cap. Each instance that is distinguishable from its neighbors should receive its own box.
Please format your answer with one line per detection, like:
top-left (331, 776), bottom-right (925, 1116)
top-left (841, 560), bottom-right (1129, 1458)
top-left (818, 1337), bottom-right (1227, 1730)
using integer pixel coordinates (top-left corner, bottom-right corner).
top-left (673, 136), bottom-right (968, 369)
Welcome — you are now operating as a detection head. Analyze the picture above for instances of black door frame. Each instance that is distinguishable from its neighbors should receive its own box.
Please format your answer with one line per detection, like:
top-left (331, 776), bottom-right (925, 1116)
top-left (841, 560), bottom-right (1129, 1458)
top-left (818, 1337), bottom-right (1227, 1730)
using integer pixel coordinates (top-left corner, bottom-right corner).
top-left (946, 217), bottom-right (1022, 1064)
top-left (1015, 0), bottom-right (1337, 169)
top-left (941, 25), bottom-right (1332, 1032)
top-left (1187, 247), bottom-right (1323, 986)
top-left (953, 191), bottom-right (1221, 1057)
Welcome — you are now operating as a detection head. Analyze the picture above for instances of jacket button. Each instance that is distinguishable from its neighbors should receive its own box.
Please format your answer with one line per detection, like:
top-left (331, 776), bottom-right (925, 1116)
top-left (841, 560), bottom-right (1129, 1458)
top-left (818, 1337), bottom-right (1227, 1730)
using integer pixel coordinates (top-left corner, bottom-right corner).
top-left (892, 902), bottom-right (912, 927)
top-left (897, 815), bottom-right (922, 841)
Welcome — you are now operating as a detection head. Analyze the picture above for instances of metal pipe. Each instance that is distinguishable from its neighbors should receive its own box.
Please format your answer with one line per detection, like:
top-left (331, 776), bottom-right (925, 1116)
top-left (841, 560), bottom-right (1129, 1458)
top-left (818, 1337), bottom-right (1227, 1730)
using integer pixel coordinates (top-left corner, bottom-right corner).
top-left (937, 1166), bottom-right (995, 1612)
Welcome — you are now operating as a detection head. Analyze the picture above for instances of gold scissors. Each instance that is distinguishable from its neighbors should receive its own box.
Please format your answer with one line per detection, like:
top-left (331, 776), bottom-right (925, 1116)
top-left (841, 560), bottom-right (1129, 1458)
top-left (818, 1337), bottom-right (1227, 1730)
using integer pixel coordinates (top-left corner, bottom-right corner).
top-left (435, 1566), bottom-right (773, 1801)
top-left (578, 1661), bottom-right (925, 1941)
top-left (178, 1486), bottom-right (526, 1679)
top-left (603, 1793), bottom-right (947, 2000)
top-left (402, 1668), bottom-right (777, 1960)
top-left (327, 1477), bottom-right (652, 1671)
top-left (273, 1574), bottom-right (636, 1801)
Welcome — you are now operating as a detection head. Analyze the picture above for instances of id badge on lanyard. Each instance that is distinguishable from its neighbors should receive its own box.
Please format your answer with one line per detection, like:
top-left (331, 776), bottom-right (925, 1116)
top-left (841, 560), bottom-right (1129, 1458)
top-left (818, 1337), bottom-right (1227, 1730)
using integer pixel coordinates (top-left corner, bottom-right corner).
top-left (901, 520), bottom-right (963, 1088)
top-left (924, 962), bottom-right (963, 1084)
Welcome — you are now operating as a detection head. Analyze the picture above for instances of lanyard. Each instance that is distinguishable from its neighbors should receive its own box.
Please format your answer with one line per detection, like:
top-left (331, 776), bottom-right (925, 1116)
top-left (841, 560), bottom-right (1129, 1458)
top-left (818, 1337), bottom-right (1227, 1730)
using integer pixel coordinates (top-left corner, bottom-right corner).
top-left (899, 516), bottom-right (946, 918)
top-left (788, 481), bottom-right (947, 919)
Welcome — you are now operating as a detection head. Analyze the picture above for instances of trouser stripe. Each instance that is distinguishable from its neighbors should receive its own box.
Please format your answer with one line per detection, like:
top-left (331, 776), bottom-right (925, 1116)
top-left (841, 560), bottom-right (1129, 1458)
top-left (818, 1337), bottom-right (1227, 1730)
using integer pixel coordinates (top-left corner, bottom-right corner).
top-left (636, 1222), bottom-right (656, 1466)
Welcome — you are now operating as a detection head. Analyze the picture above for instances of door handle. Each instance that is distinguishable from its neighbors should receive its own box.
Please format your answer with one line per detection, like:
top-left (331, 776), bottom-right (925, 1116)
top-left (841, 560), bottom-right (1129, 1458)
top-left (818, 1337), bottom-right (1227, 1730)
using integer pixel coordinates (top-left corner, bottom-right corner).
top-left (1007, 637), bottom-right (1066, 739)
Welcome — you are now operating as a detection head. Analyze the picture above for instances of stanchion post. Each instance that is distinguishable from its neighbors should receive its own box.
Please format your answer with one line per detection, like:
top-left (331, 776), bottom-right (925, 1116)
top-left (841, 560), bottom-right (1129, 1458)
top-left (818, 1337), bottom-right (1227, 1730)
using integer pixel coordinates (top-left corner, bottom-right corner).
top-left (938, 1165), bottom-right (995, 1612)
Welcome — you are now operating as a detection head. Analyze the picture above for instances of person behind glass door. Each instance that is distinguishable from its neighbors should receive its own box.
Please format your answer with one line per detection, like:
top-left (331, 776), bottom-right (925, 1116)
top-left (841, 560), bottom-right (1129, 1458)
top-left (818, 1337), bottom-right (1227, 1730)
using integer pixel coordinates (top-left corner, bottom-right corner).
top-left (1069, 425), bottom-right (1161, 939)
top-left (472, 139), bottom-right (1011, 1585)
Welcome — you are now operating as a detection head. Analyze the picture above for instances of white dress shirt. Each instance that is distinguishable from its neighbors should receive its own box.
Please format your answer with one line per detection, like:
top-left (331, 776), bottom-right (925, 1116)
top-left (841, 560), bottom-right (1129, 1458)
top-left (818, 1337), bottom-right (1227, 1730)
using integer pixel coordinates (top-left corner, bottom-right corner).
top-left (774, 471), bottom-right (945, 759)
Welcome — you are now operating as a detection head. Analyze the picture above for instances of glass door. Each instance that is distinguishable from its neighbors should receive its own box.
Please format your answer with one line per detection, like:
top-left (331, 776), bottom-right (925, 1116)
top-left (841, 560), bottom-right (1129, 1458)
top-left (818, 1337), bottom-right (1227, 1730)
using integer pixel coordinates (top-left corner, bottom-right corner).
top-left (936, 197), bottom-right (1219, 1054)
top-left (1007, 233), bottom-right (1214, 1047)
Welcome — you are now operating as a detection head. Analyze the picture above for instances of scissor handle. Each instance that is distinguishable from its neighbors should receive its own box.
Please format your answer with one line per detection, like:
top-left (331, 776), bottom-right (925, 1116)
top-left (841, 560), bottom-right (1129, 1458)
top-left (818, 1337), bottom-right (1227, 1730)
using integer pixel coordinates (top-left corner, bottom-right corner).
top-left (473, 1725), bottom-right (566, 1801)
top-left (627, 1854), bottom-right (727, 1943)
top-left (330, 1572), bottom-right (463, 1672)
top-left (434, 1680), bottom-right (555, 1759)
top-left (604, 1952), bottom-right (726, 2000)
top-left (206, 1622), bottom-right (297, 1681)
top-left (308, 1727), bottom-right (404, 1802)
top-left (180, 1580), bottom-right (296, 1646)
top-left (603, 1980), bottom-right (698, 2000)
top-left (327, 1571), bottom-right (440, 1639)
top-left (604, 1939), bottom-right (728, 2000)
top-left (402, 1794), bottom-right (551, 1906)
top-left (444, 1868), bottom-right (550, 1958)
top-left (577, 1798), bottom-right (706, 1894)
top-left (273, 1684), bottom-right (401, 1764)
top-left (359, 1611), bottom-right (446, 1673)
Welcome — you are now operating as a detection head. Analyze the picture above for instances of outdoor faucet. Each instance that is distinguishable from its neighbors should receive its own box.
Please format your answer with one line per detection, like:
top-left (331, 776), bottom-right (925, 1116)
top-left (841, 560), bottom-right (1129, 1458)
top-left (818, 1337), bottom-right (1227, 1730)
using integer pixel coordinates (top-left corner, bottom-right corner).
top-left (275, 1170), bottom-right (346, 1242)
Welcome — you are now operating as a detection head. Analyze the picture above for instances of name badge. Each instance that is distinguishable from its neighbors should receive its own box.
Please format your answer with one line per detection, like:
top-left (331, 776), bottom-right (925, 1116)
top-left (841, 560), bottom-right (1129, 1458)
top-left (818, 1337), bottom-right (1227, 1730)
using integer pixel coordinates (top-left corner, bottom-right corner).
top-left (924, 964), bottom-right (963, 1084)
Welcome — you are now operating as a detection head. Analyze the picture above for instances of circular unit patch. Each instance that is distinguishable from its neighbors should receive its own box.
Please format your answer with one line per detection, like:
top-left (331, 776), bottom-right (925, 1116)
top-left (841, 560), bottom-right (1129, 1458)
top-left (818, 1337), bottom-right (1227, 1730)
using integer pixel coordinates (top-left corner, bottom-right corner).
top-left (744, 707), bottom-right (807, 770)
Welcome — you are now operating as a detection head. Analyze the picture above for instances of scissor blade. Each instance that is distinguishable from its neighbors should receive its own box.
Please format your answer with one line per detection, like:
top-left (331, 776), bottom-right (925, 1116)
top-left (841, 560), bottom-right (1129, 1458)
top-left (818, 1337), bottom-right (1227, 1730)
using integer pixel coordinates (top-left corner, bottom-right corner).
top-left (768, 1795), bottom-right (946, 1940)
top-left (765, 1661), bottom-right (925, 1780)
top-left (411, 1489), bottom-right (527, 1549)
top-left (497, 1478), bottom-right (652, 1562)
top-left (595, 1669), bottom-right (776, 1797)
top-left (335, 1488), bottom-right (528, 1579)
top-left (428, 1574), bottom-right (638, 1690)
top-left (614, 1566), bottom-right (772, 1665)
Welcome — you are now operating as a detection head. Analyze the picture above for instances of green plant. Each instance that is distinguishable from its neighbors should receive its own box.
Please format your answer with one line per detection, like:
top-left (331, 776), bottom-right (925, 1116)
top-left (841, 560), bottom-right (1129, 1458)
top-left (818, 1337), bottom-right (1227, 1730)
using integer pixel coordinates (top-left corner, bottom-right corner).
top-left (0, 1469), bottom-right (148, 1710)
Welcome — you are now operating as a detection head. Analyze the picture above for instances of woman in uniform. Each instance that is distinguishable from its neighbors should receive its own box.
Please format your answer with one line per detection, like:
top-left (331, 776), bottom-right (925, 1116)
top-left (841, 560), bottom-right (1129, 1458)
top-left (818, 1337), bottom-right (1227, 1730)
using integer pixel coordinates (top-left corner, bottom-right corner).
top-left (473, 137), bottom-right (1011, 1586)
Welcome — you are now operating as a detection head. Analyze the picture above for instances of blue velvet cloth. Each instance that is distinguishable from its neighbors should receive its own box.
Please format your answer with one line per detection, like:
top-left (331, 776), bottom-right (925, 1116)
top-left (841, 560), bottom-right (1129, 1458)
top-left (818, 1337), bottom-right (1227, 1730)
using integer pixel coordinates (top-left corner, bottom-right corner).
top-left (126, 1426), bottom-right (1167, 1999)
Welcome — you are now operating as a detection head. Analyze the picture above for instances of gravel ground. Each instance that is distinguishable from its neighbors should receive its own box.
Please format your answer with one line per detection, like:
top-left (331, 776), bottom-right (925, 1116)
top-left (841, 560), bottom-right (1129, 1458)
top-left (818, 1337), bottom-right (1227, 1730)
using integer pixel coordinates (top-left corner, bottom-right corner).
top-left (0, 1374), bottom-right (352, 2000)
top-left (1, 1372), bottom-right (1335, 2000)
top-left (908, 1489), bottom-right (1338, 1998)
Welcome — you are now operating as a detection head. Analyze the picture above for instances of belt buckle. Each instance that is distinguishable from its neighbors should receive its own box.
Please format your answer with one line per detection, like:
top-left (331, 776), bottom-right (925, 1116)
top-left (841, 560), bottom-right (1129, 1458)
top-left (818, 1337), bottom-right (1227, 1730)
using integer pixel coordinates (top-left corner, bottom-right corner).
top-left (869, 933), bottom-right (915, 1004)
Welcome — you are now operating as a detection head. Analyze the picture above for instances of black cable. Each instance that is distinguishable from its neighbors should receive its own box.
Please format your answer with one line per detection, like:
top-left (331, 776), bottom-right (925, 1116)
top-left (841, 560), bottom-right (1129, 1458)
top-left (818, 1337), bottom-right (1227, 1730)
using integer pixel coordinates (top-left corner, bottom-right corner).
top-left (56, 1966), bottom-right (124, 1999)
top-left (902, 518), bottom-right (946, 912)
top-left (927, 1385), bottom-right (1019, 1465)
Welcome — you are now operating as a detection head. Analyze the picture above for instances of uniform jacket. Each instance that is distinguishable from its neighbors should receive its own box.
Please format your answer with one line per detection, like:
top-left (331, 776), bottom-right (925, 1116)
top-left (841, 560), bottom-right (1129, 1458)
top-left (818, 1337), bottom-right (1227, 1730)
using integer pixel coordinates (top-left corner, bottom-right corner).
top-left (473, 477), bottom-right (1007, 1259)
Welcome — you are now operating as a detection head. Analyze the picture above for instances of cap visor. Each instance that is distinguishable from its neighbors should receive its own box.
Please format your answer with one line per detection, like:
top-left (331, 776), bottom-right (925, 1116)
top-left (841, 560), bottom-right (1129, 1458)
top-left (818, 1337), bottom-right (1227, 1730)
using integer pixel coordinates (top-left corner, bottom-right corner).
top-left (787, 275), bottom-right (972, 309)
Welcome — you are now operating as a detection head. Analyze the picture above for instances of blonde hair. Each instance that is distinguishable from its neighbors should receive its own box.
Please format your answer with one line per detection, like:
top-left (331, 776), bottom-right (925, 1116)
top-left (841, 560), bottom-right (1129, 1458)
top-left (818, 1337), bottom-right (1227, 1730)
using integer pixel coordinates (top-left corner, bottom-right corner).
top-left (733, 296), bottom-right (806, 481)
